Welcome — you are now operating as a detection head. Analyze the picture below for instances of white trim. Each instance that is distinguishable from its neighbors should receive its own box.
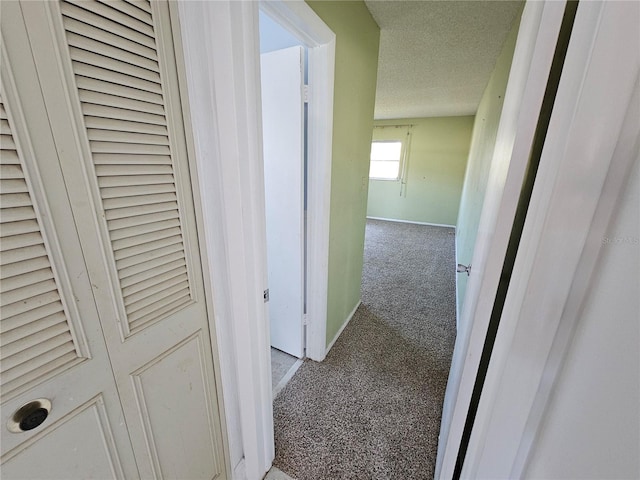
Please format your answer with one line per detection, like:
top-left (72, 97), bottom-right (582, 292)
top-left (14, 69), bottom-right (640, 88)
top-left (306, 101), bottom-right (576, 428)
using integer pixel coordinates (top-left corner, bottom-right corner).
top-left (175, 2), bottom-right (335, 478)
top-left (174, 2), bottom-right (273, 479)
top-left (233, 458), bottom-right (247, 480)
top-left (463, 1), bottom-right (640, 476)
top-left (273, 359), bottom-right (304, 398)
top-left (325, 300), bottom-right (362, 356)
top-left (455, 236), bottom-right (460, 332)
top-left (435, 2), bottom-right (567, 478)
top-left (260, 1), bottom-right (336, 363)
top-left (366, 216), bottom-right (456, 230)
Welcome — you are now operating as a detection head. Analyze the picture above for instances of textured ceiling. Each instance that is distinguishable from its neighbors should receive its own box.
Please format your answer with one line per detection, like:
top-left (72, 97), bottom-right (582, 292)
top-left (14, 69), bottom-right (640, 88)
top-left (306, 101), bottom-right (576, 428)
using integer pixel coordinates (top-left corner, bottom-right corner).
top-left (365, 0), bottom-right (523, 119)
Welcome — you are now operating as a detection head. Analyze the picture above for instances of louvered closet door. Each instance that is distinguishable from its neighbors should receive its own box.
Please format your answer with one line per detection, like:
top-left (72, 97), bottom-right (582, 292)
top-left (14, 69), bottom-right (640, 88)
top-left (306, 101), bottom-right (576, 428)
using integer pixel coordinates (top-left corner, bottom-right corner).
top-left (0, 3), bottom-right (139, 478)
top-left (19, 1), bottom-right (227, 479)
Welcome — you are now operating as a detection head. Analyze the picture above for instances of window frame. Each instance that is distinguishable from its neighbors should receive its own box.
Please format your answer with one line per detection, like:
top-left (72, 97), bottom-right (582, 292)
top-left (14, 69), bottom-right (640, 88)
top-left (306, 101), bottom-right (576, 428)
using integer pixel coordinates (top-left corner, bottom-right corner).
top-left (369, 138), bottom-right (406, 181)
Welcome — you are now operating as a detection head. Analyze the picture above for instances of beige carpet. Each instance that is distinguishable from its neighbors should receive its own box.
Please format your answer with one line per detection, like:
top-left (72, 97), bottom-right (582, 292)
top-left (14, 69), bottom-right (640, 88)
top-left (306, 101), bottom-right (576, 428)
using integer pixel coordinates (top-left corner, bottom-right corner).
top-left (272, 219), bottom-right (457, 479)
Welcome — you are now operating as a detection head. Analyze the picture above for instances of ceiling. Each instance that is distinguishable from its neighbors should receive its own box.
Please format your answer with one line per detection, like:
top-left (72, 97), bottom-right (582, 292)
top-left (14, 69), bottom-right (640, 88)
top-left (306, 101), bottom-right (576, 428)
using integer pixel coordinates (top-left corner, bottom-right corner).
top-left (365, 0), bottom-right (524, 119)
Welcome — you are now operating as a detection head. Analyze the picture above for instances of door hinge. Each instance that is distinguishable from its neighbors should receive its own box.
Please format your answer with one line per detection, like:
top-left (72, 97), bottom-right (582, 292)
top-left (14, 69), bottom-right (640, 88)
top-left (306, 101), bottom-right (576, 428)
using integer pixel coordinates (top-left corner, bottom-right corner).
top-left (263, 289), bottom-right (269, 303)
top-left (457, 263), bottom-right (472, 276)
top-left (303, 85), bottom-right (310, 103)
top-left (303, 313), bottom-right (309, 325)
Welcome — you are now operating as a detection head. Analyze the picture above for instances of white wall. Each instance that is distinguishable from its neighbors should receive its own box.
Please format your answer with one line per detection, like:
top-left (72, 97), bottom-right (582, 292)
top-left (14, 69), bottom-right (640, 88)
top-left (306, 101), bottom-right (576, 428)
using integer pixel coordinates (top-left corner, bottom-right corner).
top-left (525, 156), bottom-right (639, 479)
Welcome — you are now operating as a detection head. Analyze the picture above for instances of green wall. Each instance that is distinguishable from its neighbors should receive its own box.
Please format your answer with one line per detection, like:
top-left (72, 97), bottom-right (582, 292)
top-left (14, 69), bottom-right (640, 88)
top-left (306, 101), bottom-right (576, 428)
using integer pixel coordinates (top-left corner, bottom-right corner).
top-left (367, 117), bottom-right (474, 226)
top-left (455, 15), bottom-right (521, 315)
top-left (306, 1), bottom-right (380, 347)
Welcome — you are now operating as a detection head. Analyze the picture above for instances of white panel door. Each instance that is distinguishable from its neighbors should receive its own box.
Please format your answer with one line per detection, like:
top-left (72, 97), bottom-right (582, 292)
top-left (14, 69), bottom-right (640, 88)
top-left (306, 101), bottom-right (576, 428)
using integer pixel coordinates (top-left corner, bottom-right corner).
top-left (0, 4), bottom-right (138, 478)
top-left (2, 1), bottom-right (228, 479)
top-left (260, 46), bottom-right (305, 359)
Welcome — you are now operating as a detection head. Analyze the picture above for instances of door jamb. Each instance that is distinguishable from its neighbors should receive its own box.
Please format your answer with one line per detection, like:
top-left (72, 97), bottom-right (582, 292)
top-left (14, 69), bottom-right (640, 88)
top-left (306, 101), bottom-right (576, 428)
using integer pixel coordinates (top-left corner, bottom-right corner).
top-left (462, 1), bottom-right (640, 475)
top-left (435, 1), bottom-right (567, 478)
top-left (173, 1), bottom-right (335, 479)
top-left (260, 0), bottom-right (336, 362)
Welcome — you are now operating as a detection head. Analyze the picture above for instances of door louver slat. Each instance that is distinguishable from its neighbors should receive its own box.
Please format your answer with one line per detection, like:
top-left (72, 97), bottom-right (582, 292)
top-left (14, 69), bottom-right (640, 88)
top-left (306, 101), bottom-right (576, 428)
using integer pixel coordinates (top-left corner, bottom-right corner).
top-left (111, 226), bottom-right (181, 251)
top-left (86, 117), bottom-right (168, 136)
top-left (60, 2), bottom-right (156, 49)
top-left (102, 192), bottom-right (177, 211)
top-left (125, 0), bottom-right (152, 15)
top-left (1, 150), bottom-right (20, 165)
top-left (77, 76), bottom-right (164, 106)
top-left (63, 16), bottom-right (157, 62)
top-left (1, 322), bottom-right (71, 361)
top-left (61, 1), bottom-right (192, 334)
top-left (65, 0), bottom-right (155, 38)
top-left (98, 0), bottom-right (153, 26)
top-left (2, 312), bottom-right (68, 348)
top-left (2, 301), bottom-right (64, 334)
top-left (0, 96), bottom-right (80, 401)
top-left (0, 206), bottom-right (37, 223)
top-left (128, 295), bottom-right (190, 331)
top-left (0, 268), bottom-right (54, 293)
top-left (1, 193), bottom-right (31, 208)
top-left (118, 249), bottom-right (184, 278)
top-left (93, 153), bottom-right (173, 167)
top-left (74, 63), bottom-right (162, 95)
top-left (0, 256), bottom-right (50, 279)
top-left (119, 258), bottom-right (186, 289)
top-left (1, 135), bottom-right (16, 150)
top-left (105, 201), bottom-right (176, 223)
top-left (1, 290), bottom-right (61, 323)
top-left (108, 209), bottom-right (179, 230)
top-left (68, 33), bottom-right (158, 73)
top-left (1, 179), bottom-right (28, 194)
top-left (1, 347), bottom-right (78, 389)
top-left (121, 265), bottom-right (187, 297)
top-left (117, 242), bottom-right (183, 271)
top-left (1, 278), bottom-right (58, 308)
top-left (83, 105), bottom-right (165, 126)
top-left (0, 219), bottom-right (41, 237)
top-left (70, 48), bottom-right (160, 84)
top-left (1, 232), bottom-right (45, 251)
top-left (124, 273), bottom-right (188, 306)
top-left (2, 329), bottom-right (73, 373)
top-left (0, 244), bottom-right (47, 266)
top-left (89, 141), bottom-right (170, 155)
top-left (95, 162), bottom-right (172, 174)
top-left (114, 234), bottom-right (183, 261)
top-left (80, 91), bottom-right (165, 116)
top-left (99, 174), bottom-right (175, 188)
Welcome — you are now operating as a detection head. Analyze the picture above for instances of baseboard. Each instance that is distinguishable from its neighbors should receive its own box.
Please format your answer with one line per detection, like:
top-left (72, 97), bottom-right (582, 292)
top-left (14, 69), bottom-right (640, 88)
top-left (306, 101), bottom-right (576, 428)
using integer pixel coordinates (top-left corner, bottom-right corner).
top-left (366, 216), bottom-right (456, 230)
top-left (325, 300), bottom-right (361, 356)
top-left (273, 359), bottom-right (303, 398)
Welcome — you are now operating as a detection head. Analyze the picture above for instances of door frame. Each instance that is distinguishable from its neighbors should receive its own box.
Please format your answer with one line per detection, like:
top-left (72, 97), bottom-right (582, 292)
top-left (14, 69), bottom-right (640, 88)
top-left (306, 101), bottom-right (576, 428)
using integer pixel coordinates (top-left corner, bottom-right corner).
top-left (259, 1), bottom-right (336, 362)
top-left (461, 0), bottom-right (639, 476)
top-left (173, 1), bottom-right (335, 478)
top-left (438, 0), bottom-right (640, 478)
top-left (435, 1), bottom-right (567, 478)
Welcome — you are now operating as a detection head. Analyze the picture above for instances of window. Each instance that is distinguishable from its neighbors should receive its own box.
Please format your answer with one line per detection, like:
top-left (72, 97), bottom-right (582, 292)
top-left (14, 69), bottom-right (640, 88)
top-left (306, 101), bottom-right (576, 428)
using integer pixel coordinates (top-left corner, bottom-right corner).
top-left (369, 140), bottom-right (403, 180)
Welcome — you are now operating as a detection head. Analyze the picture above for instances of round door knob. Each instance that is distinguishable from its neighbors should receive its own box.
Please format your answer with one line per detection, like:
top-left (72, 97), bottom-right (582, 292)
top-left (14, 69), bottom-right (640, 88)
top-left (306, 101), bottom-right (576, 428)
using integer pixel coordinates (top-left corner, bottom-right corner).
top-left (7, 399), bottom-right (51, 433)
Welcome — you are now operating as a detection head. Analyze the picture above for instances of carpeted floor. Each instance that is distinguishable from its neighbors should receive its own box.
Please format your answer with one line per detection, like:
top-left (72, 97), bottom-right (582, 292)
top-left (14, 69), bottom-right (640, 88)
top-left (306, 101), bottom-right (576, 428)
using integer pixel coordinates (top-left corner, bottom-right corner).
top-left (272, 219), bottom-right (458, 479)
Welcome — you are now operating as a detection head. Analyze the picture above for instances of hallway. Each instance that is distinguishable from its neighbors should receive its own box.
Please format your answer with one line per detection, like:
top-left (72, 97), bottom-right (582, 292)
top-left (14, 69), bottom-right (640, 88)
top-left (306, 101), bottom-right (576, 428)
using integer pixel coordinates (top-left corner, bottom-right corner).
top-left (272, 219), bottom-right (457, 479)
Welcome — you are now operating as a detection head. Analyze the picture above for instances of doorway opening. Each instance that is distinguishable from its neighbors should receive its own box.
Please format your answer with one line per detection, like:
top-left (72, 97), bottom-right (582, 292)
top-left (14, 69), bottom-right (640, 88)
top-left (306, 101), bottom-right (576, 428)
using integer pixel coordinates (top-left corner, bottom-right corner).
top-left (257, 2), bottom-right (336, 397)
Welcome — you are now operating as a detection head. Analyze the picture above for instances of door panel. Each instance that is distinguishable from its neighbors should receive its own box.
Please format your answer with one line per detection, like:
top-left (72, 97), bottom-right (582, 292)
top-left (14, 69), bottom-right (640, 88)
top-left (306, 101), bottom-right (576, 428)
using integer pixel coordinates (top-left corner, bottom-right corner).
top-left (1, 396), bottom-right (126, 480)
top-left (261, 46), bottom-right (305, 359)
top-left (18, 1), bottom-right (227, 478)
top-left (0, 4), bottom-right (138, 477)
top-left (131, 332), bottom-right (221, 478)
